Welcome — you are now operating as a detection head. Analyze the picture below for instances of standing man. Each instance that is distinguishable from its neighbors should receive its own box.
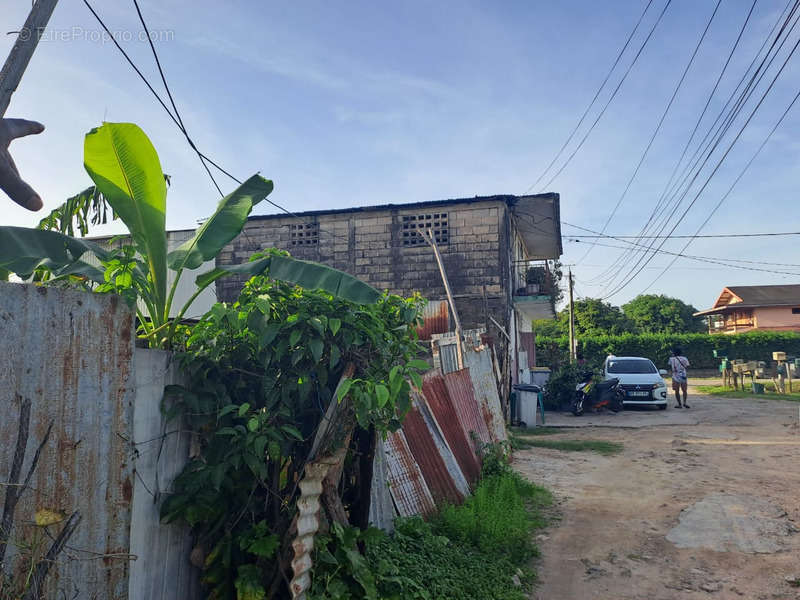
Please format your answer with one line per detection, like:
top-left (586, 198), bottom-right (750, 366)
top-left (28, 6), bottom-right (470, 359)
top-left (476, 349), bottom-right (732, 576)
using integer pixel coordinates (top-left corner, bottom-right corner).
top-left (669, 347), bottom-right (690, 408)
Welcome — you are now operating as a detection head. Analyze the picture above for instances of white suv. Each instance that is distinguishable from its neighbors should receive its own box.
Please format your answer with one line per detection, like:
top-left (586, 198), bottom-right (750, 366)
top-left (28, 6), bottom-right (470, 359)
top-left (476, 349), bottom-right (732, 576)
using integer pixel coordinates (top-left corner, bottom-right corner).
top-left (603, 356), bottom-right (668, 409)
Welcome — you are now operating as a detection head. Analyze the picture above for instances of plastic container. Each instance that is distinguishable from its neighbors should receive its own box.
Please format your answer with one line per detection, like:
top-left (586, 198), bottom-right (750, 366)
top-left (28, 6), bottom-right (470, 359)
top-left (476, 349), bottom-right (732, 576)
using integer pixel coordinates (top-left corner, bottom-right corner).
top-left (752, 382), bottom-right (765, 395)
top-left (513, 384), bottom-right (541, 428)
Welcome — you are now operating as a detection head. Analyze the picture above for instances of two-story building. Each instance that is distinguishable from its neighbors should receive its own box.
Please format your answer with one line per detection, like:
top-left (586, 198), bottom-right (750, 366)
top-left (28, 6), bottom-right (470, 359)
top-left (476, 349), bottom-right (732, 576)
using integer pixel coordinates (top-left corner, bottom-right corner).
top-left (216, 193), bottom-right (563, 385)
top-left (695, 284), bottom-right (800, 333)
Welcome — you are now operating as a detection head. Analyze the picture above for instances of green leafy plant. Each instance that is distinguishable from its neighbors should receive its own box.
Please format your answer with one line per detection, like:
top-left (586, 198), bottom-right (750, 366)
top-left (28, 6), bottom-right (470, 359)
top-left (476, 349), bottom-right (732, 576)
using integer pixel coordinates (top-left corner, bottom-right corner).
top-left (537, 331), bottom-right (800, 370)
top-left (0, 122), bottom-right (380, 348)
top-left (160, 273), bottom-right (426, 598)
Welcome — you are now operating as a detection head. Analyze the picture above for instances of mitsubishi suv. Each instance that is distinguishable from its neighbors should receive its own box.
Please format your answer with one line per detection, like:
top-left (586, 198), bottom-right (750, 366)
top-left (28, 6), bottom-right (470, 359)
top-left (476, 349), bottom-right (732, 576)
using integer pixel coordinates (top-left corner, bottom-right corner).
top-left (603, 356), bottom-right (669, 409)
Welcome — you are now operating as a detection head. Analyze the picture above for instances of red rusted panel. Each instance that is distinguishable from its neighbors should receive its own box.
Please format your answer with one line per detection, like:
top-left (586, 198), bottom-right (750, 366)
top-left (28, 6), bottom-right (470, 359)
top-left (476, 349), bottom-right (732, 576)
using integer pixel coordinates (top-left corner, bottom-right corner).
top-left (383, 430), bottom-right (436, 517)
top-left (402, 404), bottom-right (464, 506)
top-left (519, 331), bottom-right (536, 368)
top-left (444, 368), bottom-right (492, 447)
top-left (416, 299), bottom-right (449, 341)
top-left (421, 373), bottom-right (481, 485)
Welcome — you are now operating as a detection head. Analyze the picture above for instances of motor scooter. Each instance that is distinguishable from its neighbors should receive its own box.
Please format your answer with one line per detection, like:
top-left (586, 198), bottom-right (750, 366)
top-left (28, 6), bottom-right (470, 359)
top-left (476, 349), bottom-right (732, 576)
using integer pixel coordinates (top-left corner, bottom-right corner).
top-left (571, 371), bottom-right (624, 416)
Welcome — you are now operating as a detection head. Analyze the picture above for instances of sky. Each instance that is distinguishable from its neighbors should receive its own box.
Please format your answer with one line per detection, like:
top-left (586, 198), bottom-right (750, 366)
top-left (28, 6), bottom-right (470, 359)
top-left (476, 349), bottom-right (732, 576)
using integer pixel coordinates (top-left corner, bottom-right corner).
top-left (3, 0), bottom-right (799, 310)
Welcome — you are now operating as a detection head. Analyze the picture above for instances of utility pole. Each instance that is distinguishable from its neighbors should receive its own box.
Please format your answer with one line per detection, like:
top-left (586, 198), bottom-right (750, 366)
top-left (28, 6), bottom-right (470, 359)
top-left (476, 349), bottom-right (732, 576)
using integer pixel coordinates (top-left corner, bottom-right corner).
top-left (0, 0), bottom-right (60, 117)
top-left (568, 267), bottom-right (576, 363)
top-left (422, 228), bottom-right (464, 370)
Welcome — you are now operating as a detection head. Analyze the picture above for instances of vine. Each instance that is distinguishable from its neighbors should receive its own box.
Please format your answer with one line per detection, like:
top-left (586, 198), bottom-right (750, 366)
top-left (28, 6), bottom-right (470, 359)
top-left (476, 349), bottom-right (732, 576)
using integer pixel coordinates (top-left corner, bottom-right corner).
top-left (160, 265), bottom-right (426, 599)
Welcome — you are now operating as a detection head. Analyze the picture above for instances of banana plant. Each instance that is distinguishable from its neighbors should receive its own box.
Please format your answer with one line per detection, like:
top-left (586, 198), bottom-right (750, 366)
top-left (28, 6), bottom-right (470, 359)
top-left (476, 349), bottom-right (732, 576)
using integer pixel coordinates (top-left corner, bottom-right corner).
top-left (0, 122), bottom-right (380, 348)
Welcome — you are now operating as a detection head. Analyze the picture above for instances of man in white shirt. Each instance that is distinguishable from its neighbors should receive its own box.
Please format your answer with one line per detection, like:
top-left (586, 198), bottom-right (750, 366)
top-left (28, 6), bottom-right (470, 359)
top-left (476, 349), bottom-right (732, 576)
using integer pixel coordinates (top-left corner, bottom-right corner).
top-left (669, 347), bottom-right (690, 408)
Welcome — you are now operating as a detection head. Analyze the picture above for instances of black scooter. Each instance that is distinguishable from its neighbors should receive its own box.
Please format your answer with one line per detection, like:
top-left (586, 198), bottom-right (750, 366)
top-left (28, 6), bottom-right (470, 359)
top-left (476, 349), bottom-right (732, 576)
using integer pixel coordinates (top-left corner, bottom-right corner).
top-left (571, 371), bottom-right (625, 416)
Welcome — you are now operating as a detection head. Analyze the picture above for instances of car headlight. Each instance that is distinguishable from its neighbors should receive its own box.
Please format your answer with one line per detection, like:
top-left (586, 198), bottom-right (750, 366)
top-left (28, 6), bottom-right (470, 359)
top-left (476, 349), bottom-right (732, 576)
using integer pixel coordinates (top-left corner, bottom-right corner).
top-left (655, 380), bottom-right (666, 388)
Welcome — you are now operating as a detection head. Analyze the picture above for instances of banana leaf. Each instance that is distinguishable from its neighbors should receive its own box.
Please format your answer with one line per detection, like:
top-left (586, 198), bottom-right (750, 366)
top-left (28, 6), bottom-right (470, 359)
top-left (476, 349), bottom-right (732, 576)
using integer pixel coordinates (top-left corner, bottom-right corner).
top-left (195, 255), bottom-right (381, 304)
top-left (167, 175), bottom-right (274, 271)
top-left (0, 226), bottom-right (108, 282)
top-left (84, 123), bottom-right (168, 310)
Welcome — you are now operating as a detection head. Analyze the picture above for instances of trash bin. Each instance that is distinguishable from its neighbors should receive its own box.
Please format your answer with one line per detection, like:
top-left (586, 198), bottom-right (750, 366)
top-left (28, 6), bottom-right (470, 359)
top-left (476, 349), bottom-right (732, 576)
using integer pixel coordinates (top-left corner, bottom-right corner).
top-left (752, 382), bottom-right (765, 394)
top-left (513, 384), bottom-right (541, 428)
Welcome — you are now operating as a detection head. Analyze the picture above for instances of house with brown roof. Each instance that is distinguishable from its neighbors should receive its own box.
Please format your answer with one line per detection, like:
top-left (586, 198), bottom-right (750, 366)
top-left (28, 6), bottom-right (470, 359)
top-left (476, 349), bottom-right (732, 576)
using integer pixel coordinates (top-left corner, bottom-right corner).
top-left (694, 284), bottom-right (800, 334)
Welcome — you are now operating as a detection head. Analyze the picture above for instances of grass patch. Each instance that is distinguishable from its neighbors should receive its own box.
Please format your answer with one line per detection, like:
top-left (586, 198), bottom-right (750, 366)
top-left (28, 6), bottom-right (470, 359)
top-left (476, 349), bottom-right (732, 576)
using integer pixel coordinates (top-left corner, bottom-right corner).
top-left (696, 384), bottom-right (800, 402)
top-left (310, 469), bottom-right (553, 600)
top-left (509, 426), bottom-right (565, 437)
top-left (514, 438), bottom-right (623, 455)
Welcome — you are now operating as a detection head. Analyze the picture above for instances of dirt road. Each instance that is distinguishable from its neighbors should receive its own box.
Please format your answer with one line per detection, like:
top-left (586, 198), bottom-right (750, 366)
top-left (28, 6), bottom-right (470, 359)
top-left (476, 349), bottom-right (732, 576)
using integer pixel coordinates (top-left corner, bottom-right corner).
top-left (514, 390), bottom-right (800, 600)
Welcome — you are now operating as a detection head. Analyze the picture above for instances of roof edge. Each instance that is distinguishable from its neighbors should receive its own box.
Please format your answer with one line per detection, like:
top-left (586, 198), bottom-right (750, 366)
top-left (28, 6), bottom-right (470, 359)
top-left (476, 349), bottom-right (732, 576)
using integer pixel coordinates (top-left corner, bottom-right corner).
top-left (246, 193), bottom-right (559, 222)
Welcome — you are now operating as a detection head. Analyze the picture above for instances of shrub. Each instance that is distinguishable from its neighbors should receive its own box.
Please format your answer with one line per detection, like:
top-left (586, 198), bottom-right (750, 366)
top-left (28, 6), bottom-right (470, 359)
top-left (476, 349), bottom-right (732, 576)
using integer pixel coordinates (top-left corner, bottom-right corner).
top-left (309, 472), bottom-right (552, 600)
top-left (541, 362), bottom-right (585, 410)
top-left (536, 331), bottom-right (800, 370)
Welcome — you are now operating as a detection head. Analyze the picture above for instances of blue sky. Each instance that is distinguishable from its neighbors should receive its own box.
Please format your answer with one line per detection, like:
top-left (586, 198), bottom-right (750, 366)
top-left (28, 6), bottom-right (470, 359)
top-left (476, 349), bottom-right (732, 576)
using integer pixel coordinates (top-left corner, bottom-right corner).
top-left (3, 0), bottom-right (799, 309)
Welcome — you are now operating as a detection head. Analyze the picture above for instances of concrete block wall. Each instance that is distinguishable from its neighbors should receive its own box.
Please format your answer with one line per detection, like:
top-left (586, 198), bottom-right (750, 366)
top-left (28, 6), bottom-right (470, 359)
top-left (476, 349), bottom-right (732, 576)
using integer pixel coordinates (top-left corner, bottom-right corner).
top-left (216, 200), bottom-right (511, 331)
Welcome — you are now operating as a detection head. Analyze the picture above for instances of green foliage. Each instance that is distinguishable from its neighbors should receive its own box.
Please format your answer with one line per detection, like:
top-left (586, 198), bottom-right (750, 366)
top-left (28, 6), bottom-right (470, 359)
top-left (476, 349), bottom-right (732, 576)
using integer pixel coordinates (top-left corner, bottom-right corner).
top-left (541, 362), bottom-right (585, 410)
top-left (536, 331), bottom-right (800, 370)
top-left (0, 122), bottom-right (380, 348)
top-left (534, 294), bottom-right (703, 338)
top-left (535, 297), bottom-right (634, 338)
top-left (36, 185), bottom-right (115, 237)
top-left (434, 473), bottom-right (549, 563)
top-left (622, 294), bottom-right (704, 334)
top-left (84, 122), bottom-right (169, 313)
top-left (310, 471), bottom-right (552, 600)
top-left (160, 273), bottom-right (426, 598)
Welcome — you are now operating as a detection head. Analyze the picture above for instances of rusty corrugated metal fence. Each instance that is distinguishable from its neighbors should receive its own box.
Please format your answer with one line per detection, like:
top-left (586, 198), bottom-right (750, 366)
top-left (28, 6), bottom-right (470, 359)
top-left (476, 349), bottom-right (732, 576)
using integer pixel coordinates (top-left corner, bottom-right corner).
top-left (371, 344), bottom-right (509, 527)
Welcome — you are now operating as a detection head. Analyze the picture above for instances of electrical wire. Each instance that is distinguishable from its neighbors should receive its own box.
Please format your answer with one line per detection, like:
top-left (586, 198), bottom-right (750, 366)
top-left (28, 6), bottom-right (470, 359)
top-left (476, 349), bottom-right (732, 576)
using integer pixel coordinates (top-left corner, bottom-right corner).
top-left (601, 29), bottom-right (800, 299)
top-left (536, 0), bottom-right (673, 192)
top-left (524, 0), bottom-right (655, 193)
top-left (636, 81), bottom-right (800, 292)
top-left (599, 0), bottom-right (800, 296)
top-left (566, 238), bottom-right (800, 269)
top-left (586, 0), bottom-right (762, 282)
top-left (83, 0), bottom-right (351, 246)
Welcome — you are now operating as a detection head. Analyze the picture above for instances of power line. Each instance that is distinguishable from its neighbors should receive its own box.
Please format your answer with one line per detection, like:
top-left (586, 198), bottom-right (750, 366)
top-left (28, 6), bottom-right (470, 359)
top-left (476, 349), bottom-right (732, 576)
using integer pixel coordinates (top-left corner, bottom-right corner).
top-left (524, 0), bottom-right (655, 193)
top-left (83, 0), bottom-right (350, 246)
top-left (587, 0), bottom-right (762, 283)
top-left (563, 231), bottom-right (800, 239)
top-left (567, 238), bottom-right (800, 268)
top-left (600, 1), bottom-right (800, 297)
top-left (637, 80), bottom-right (800, 293)
top-left (536, 0), bottom-right (673, 192)
top-left (574, 0), bottom-right (722, 266)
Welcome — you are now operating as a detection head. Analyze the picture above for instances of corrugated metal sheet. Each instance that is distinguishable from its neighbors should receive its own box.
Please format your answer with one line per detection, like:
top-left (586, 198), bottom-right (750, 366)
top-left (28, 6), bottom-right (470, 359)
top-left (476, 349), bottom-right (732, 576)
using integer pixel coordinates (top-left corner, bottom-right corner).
top-left (464, 348), bottom-right (508, 443)
top-left (129, 349), bottom-right (200, 600)
top-left (383, 430), bottom-right (436, 517)
top-left (412, 395), bottom-right (470, 498)
top-left (421, 373), bottom-right (481, 485)
top-left (444, 369), bottom-right (492, 447)
top-left (0, 282), bottom-right (134, 599)
top-left (401, 401), bottom-right (464, 506)
top-left (368, 441), bottom-right (396, 532)
top-left (416, 299), bottom-right (449, 341)
top-left (439, 343), bottom-right (459, 374)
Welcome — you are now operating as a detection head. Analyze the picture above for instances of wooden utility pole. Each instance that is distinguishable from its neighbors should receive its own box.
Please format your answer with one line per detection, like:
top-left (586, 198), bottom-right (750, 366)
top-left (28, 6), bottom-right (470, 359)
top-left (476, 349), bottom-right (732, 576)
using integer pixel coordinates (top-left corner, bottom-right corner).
top-left (0, 0), bottom-right (60, 117)
top-left (422, 228), bottom-right (464, 370)
top-left (568, 267), bottom-right (576, 362)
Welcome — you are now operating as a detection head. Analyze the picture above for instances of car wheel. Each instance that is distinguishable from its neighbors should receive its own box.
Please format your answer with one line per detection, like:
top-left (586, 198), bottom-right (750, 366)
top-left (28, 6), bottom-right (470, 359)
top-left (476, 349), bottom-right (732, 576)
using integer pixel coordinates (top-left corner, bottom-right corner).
top-left (658, 403), bottom-right (667, 410)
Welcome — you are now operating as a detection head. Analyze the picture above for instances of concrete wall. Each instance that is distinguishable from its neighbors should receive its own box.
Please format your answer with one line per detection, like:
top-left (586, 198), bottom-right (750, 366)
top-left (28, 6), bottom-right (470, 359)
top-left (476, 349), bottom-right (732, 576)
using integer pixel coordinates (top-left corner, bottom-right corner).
top-left (216, 200), bottom-right (510, 331)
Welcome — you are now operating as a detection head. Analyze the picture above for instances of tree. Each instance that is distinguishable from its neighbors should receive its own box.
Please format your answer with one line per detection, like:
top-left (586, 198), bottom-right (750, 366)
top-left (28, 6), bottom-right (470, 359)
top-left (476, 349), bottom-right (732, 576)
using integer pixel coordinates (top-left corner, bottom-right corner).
top-left (622, 294), bottom-right (704, 334)
top-left (534, 298), bottom-right (634, 338)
